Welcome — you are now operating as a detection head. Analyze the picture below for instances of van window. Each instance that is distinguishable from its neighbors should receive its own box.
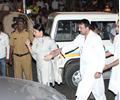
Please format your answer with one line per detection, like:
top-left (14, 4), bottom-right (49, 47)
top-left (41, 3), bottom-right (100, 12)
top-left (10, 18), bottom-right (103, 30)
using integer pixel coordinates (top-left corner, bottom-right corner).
top-left (91, 21), bottom-right (116, 42)
top-left (55, 20), bottom-right (116, 42)
top-left (55, 20), bottom-right (79, 42)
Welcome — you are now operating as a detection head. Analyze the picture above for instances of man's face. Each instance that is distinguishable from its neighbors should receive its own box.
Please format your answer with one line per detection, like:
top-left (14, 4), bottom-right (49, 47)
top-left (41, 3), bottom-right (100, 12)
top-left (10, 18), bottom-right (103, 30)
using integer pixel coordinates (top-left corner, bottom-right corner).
top-left (17, 21), bottom-right (25, 31)
top-left (115, 21), bottom-right (119, 33)
top-left (78, 23), bottom-right (87, 35)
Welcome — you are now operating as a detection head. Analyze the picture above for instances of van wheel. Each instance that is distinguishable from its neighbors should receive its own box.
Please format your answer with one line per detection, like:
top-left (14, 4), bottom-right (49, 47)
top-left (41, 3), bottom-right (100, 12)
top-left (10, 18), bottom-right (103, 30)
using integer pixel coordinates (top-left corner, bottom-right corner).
top-left (64, 62), bottom-right (81, 90)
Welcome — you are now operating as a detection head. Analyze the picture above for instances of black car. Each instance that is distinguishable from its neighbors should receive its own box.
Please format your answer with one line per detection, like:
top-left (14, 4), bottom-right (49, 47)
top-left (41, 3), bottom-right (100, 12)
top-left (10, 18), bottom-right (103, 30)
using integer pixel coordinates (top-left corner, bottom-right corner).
top-left (0, 77), bottom-right (66, 100)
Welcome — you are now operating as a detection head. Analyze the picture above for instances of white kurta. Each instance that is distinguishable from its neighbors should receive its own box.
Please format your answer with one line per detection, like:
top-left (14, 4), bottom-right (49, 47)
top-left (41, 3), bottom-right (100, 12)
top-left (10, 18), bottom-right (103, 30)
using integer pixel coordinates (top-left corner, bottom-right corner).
top-left (109, 34), bottom-right (119, 96)
top-left (31, 36), bottom-right (58, 86)
top-left (76, 30), bottom-right (106, 100)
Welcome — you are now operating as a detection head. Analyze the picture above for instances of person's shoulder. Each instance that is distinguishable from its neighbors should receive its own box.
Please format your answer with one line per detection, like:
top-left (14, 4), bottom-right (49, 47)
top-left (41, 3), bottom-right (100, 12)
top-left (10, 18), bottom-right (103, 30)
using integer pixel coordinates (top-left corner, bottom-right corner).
top-left (44, 36), bottom-right (51, 40)
top-left (10, 31), bottom-right (16, 37)
top-left (32, 38), bottom-right (38, 43)
top-left (24, 30), bottom-right (30, 33)
top-left (77, 34), bottom-right (84, 38)
top-left (115, 34), bottom-right (119, 39)
top-left (44, 36), bottom-right (55, 43)
top-left (1, 31), bottom-right (6, 34)
top-left (75, 34), bottom-right (84, 41)
top-left (90, 30), bottom-right (102, 42)
top-left (1, 32), bottom-right (9, 37)
top-left (92, 30), bottom-right (101, 38)
top-left (114, 34), bottom-right (119, 42)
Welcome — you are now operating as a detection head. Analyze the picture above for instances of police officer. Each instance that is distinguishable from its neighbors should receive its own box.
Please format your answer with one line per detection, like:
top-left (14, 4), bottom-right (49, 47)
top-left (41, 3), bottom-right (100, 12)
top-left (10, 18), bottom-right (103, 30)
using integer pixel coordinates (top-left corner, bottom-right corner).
top-left (10, 17), bottom-right (33, 80)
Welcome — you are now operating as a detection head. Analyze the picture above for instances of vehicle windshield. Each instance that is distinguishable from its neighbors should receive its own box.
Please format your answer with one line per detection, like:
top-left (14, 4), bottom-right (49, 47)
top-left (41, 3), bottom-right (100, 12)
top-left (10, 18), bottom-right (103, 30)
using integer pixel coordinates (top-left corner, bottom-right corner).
top-left (45, 19), bottom-right (53, 35)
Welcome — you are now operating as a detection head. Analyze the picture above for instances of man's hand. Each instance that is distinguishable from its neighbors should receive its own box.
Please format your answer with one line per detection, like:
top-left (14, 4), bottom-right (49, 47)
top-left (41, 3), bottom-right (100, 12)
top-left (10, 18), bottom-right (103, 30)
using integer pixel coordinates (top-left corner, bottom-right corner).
top-left (104, 59), bottom-right (119, 71)
top-left (6, 59), bottom-right (9, 64)
top-left (49, 48), bottom-right (61, 57)
top-left (44, 54), bottom-right (53, 61)
top-left (94, 72), bottom-right (102, 79)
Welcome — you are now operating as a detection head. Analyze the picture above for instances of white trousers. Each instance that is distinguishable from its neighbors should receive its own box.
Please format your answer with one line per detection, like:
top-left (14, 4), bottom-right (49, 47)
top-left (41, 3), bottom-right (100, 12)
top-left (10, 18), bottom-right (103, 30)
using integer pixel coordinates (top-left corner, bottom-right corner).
top-left (76, 77), bottom-right (106, 100)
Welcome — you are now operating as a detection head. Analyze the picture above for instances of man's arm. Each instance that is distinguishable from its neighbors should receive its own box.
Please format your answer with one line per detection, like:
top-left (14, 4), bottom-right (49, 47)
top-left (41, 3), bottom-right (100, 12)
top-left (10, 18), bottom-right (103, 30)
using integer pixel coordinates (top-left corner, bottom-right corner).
top-left (6, 41), bottom-right (10, 60)
top-left (62, 34), bottom-right (84, 54)
top-left (104, 59), bottom-right (119, 70)
top-left (25, 39), bottom-right (33, 54)
top-left (5, 35), bottom-right (10, 60)
top-left (8, 46), bottom-right (13, 65)
top-left (105, 51), bottom-right (113, 58)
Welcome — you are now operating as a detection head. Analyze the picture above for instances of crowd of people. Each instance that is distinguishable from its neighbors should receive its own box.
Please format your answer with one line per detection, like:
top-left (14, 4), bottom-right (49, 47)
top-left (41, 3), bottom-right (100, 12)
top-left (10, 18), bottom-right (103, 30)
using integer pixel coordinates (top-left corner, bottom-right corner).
top-left (0, 0), bottom-right (119, 30)
top-left (0, 6), bottom-right (119, 99)
top-left (0, 16), bottom-right (62, 86)
top-left (0, 0), bottom-right (119, 12)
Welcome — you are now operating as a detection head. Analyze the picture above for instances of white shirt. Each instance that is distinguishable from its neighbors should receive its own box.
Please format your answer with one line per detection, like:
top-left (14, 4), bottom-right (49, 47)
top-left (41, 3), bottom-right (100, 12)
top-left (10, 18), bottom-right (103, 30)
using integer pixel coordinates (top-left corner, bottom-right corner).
top-left (109, 34), bottom-right (119, 94)
top-left (0, 32), bottom-right (10, 59)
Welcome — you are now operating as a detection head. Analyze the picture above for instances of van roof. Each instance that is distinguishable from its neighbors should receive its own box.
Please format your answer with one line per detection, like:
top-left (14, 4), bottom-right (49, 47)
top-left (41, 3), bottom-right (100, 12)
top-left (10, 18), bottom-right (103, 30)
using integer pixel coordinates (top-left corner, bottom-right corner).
top-left (48, 12), bottom-right (118, 21)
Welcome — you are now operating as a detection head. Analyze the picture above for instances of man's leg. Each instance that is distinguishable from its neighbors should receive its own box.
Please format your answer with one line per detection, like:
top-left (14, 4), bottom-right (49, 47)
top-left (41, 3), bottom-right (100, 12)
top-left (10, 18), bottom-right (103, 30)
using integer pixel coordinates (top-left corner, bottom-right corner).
top-left (14, 55), bottom-right (22, 79)
top-left (0, 58), bottom-right (6, 77)
top-left (76, 74), bottom-right (94, 100)
top-left (92, 77), bottom-right (106, 100)
top-left (76, 83), bottom-right (92, 100)
top-left (22, 55), bottom-right (33, 80)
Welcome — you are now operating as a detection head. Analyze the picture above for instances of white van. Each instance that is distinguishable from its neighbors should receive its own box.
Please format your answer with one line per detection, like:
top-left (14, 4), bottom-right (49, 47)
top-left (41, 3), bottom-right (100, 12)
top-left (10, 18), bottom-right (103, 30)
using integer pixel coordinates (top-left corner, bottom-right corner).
top-left (45, 12), bottom-right (118, 90)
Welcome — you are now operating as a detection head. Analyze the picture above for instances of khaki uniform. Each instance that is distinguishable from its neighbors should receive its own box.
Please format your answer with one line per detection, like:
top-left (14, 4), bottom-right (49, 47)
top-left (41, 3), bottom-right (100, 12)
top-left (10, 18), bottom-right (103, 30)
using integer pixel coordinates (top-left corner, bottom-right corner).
top-left (10, 29), bottom-right (33, 80)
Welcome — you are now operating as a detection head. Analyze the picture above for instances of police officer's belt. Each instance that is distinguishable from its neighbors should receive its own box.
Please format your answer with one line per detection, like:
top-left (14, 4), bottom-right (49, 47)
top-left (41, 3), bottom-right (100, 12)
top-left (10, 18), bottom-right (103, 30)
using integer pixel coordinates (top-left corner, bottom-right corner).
top-left (14, 52), bottom-right (29, 57)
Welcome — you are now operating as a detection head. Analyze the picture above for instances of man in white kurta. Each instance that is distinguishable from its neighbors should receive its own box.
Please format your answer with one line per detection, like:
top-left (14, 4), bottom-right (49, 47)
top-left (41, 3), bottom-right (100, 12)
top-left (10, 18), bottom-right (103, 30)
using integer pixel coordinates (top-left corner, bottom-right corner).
top-left (104, 20), bottom-right (119, 100)
top-left (76, 19), bottom-right (106, 100)
top-left (108, 34), bottom-right (119, 100)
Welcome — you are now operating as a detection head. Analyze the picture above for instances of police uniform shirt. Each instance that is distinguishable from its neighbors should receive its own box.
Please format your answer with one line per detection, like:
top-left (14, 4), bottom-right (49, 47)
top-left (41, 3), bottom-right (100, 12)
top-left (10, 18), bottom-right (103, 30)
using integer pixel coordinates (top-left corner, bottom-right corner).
top-left (10, 29), bottom-right (33, 54)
